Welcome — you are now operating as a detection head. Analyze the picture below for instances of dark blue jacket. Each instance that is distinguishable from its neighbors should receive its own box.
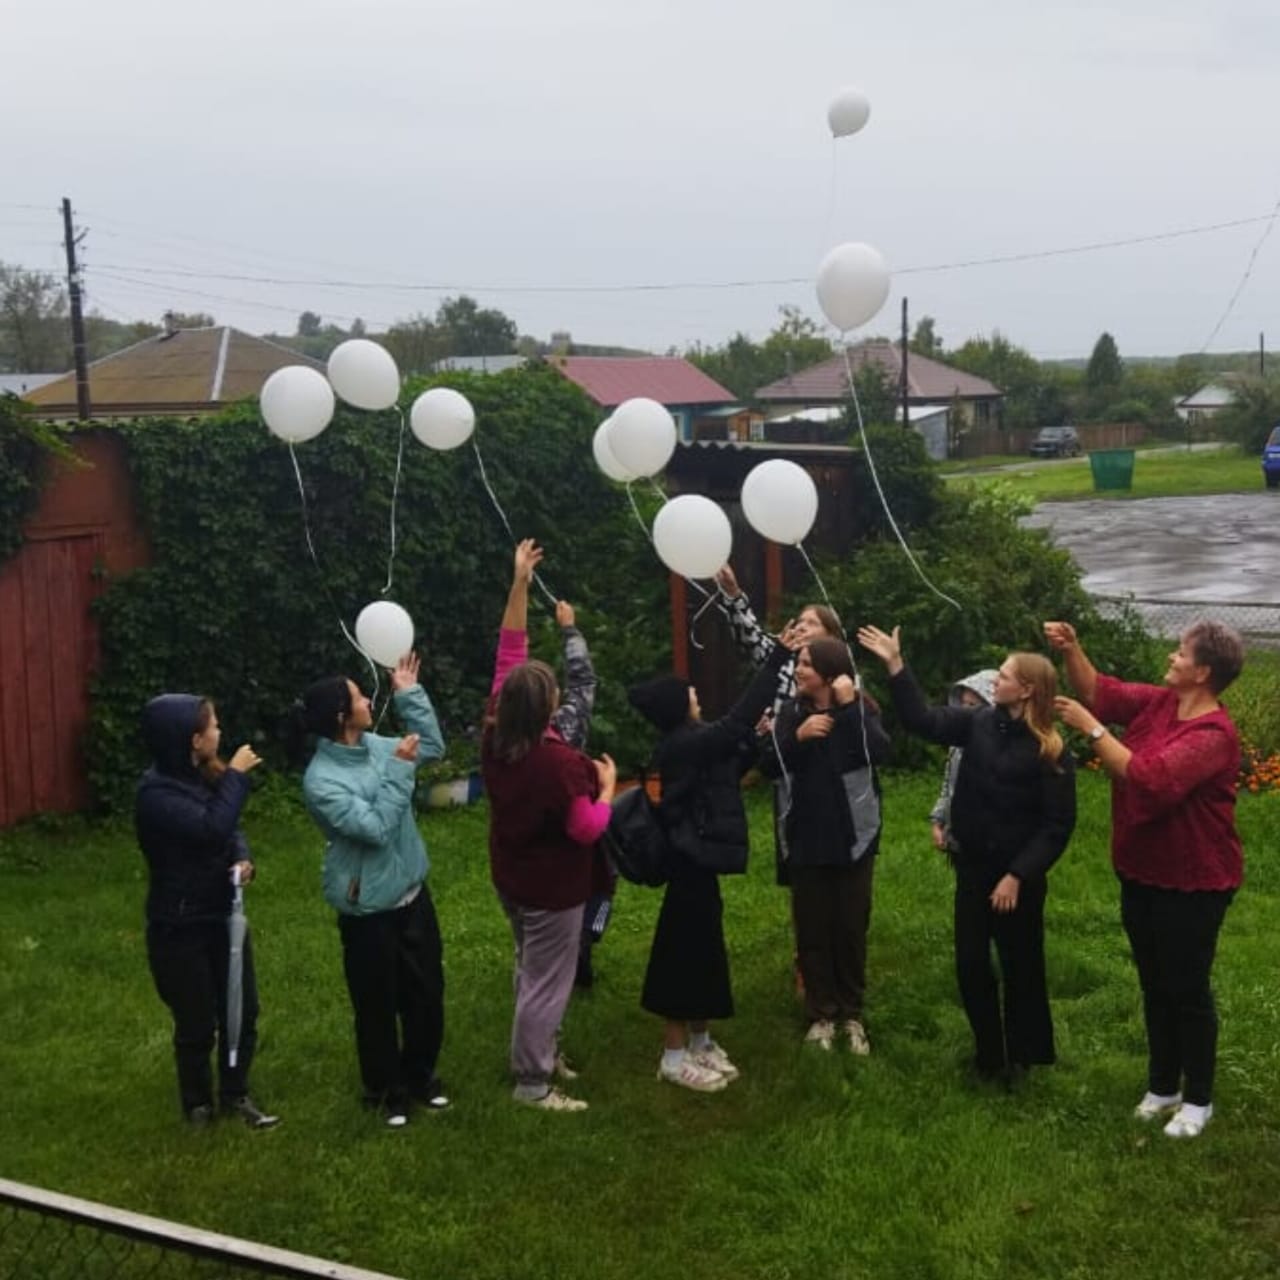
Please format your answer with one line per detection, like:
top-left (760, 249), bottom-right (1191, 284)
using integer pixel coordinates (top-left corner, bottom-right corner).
top-left (135, 694), bottom-right (250, 925)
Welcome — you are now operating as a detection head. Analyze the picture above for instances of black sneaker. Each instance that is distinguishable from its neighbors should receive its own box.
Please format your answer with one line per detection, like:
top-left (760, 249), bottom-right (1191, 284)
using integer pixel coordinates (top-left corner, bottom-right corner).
top-left (363, 1093), bottom-right (410, 1128)
top-left (224, 1096), bottom-right (280, 1129)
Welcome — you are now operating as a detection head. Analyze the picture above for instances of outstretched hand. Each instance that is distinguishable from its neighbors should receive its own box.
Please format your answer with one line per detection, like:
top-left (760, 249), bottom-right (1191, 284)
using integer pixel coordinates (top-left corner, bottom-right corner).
top-left (390, 651), bottom-right (420, 692)
top-left (776, 619), bottom-right (805, 651)
top-left (1054, 696), bottom-right (1096, 734)
top-left (513, 538), bottom-right (544, 583)
top-left (857, 625), bottom-right (903, 673)
top-left (1043, 621), bottom-right (1078, 652)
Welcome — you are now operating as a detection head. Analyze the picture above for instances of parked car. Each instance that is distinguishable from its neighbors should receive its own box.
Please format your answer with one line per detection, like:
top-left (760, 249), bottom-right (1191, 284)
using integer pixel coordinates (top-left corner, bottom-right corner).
top-left (1263, 424), bottom-right (1280, 490)
top-left (1029, 426), bottom-right (1081, 458)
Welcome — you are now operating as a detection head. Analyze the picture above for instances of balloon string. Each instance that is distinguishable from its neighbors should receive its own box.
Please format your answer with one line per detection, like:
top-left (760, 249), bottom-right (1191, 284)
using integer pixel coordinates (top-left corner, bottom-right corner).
top-left (688, 588), bottom-right (720, 652)
top-left (382, 406), bottom-right (407, 595)
top-left (287, 443), bottom-right (382, 706)
top-left (841, 345), bottom-right (962, 613)
top-left (471, 440), bottom-right (558, 608)
top-left (625, 480), bottom-right (711, 601)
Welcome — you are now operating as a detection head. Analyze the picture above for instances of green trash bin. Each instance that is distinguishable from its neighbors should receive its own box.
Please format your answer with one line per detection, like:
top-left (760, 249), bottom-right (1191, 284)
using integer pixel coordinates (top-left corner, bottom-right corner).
top-left (1089, 448), bottom-right (1135, 491)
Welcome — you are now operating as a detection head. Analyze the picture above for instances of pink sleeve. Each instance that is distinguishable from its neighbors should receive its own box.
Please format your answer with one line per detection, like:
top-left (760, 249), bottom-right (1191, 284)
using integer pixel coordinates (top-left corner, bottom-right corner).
top-left (564, 795), bottom-right (611, 846)
top-left (490, 628), bottom-right (528, 697)
top-left (1093, 673), bottom-right (1164, 726)
top-left (1124, 723), bottom-right (1239, 821)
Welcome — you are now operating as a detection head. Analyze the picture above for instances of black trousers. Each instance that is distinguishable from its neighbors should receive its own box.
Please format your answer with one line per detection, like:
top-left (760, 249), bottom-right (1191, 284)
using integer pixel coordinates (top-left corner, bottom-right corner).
top-left (641, 865), bottom-right (732, 1021)
top-left (1120, 878), bottom-right (1234, 1106)
top-left (790, 858), bottom-right (875, 1023)
top-left (147, 919), bottom-right (258, 1114)
top-left (337, 888), bottom-right (444, 1108)
top-left (953, 875), bottom-right (1054, 1073)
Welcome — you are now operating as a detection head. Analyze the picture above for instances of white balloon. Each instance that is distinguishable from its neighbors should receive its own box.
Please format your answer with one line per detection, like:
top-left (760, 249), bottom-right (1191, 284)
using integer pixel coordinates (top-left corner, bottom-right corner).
top-left (260, 365), bottom-right (335, 443)
top-left (410, 387), bottom-right (476, 450)
top-left (607, 397), bottom-right (677, 478)
top-left (652, 495), bottom-right (732, 580)
top-left (741, 459), bottom-right (819, 546)
top-left (354, 600), bottom-right (415, 669)
top-left (592, 419), bottom-right (636, 483)
top-left (327, 339), bottom-right (400, 411)
top-left (827, 87), bottom-right (871, 138)
top-left (816, 242), bottom-right (891, 333)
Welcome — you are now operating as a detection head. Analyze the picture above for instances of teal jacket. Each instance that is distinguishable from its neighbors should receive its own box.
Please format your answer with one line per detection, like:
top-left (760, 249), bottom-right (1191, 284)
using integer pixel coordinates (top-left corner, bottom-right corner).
top-left (302, 684), bottom-right (445, 916)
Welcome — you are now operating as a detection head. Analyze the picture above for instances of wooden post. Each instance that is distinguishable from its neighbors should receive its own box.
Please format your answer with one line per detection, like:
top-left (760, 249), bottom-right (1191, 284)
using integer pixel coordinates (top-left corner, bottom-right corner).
top-left (764, 540), bottom-right (783, 627)
top-left (669, 573), bottom-right (689, 679)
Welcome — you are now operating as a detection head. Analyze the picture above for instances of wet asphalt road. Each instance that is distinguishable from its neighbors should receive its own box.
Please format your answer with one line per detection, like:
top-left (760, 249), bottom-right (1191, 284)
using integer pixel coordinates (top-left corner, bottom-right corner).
top-left (1023, 492), bottom-right (1280, 603)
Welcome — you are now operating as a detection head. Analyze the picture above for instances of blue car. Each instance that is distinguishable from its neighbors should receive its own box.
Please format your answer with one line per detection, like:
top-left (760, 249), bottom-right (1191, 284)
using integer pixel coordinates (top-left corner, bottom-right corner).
top-left (1264, 424), bottom-right (1280, 490)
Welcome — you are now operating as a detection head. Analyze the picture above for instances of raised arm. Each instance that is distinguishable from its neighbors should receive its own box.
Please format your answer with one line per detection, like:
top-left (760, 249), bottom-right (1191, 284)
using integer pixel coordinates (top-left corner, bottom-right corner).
top-left (1043, 621), bottom-right (1098, 707)
top-left (858, 624), bottom-right (975, 748)
top-left (388, 654), bottom-right (446, 765)
top-left (715, 565), bottom-right (778, 666)
top-left (550, 600), bottom-right (596, 750)
top-left (491, 539), bottom-right (542, 696)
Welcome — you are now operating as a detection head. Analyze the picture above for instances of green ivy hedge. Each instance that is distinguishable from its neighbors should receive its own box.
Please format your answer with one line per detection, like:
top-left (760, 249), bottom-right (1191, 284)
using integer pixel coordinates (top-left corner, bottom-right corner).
top-left (0, 393), bottom-right (73, 566)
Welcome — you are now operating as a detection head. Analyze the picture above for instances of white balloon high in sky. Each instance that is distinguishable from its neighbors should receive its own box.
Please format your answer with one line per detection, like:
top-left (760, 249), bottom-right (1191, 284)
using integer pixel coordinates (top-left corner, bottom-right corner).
top-left (816, 242), bottom-right (892, 333)
top-left (827, 87), bottom-right (871, 138)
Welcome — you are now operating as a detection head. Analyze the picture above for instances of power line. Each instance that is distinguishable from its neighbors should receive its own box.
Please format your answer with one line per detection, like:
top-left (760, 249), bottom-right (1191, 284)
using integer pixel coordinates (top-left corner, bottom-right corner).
top-left (1198, 194), bottom-right (1280, 353)
top-left (63, 212), bottom-right (1274, 296)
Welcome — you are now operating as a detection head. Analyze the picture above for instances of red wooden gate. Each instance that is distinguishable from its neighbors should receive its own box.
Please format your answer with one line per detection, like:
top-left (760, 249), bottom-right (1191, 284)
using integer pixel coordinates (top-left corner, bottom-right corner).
top-left (0, 532), bottom-right (104, 826)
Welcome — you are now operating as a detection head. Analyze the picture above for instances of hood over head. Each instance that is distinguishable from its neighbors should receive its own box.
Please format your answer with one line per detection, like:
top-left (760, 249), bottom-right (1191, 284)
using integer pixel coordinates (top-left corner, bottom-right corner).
top-left (949, 669), bottom-right (997, 708)
top-left (141, 694), bottom-right (206, 778)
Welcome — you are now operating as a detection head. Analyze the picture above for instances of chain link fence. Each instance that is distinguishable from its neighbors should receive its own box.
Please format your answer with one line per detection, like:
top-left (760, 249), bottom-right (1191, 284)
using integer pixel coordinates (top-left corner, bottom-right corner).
top-left (0, 1179), bottom-right (401, 1280)
top-left (1092, 596), bottom-right (1280, 648)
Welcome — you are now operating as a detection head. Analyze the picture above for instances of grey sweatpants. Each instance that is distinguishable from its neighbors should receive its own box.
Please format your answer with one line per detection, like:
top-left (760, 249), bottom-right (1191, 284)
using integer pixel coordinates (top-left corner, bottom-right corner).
top-left (500, 896), bottom-right (584, 1096)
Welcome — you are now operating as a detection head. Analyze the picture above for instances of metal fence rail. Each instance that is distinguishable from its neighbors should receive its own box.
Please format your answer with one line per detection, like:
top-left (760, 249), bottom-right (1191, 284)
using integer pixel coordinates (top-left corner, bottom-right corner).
top-left (1092, 596), bottom-right (1280, 647)
top-left (0, 1179), bottom-right (402, 1280)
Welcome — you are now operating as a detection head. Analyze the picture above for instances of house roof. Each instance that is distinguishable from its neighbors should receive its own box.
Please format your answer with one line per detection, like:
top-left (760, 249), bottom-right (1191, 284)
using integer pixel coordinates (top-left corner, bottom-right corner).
top-left (548, 355), bottom-right (737, 408)
top-left (23, 327), bottom-right (325, 415)
top-left (0, 373), bottom-right (60, 398)
top-left (1176, 378), bottom-right (1242, 410)
top-left (755, 341), bottom-right (1002, 403)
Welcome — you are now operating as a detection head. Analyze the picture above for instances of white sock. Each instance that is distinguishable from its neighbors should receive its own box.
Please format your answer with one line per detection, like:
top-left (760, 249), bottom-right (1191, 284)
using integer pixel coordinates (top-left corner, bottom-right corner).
top-left (662, 1048), bottom-right (686, 1072)
top-left (688, 1030), bottom-right (712, 1052)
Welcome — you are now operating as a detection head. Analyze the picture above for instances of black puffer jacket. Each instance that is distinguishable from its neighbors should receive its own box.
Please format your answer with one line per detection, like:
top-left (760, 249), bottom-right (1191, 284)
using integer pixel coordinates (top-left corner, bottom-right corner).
top-left (654, 645), bottom-right (790, 874)
top-left (888, 666), bottom-right (1076, 887)
top-left (135, 694), bottom-right (251, 925)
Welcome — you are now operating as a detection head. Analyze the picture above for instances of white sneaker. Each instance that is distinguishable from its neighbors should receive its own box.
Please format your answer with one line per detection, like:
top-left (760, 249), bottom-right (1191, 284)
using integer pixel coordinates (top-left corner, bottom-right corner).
top-left (1134, 1091), bottom-right (1181, 1121)
top-left (657, 1055), bottom-right (727, 1092)
top-left (1164, 1102), bottom-right (1212, 1138)
top-left (554, 1052), bottom-right (580, 1081)
top-left (843, 1020), bottom-right (871, 1056)
top-left (804, 1020), bottom-right (836, 1050)
top-left (688, 1042), bottom-right (739, 1082)
top-left (517, 1087), bottom-right (588, 1113)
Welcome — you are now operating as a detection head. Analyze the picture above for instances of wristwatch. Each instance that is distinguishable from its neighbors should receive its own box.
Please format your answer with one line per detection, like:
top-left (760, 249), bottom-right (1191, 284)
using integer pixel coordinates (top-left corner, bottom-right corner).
top-left (1088, 725), bottom-right (1107, 743)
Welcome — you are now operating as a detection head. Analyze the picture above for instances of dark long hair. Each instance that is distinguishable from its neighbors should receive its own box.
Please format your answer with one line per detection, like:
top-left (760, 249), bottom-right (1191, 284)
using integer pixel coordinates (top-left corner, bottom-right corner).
top-left (490, 661), bottom-right (558, 764)
top-left (193, 699), bottom-right (227, 782)
top-left (285, 676), bottom-right (353, 766)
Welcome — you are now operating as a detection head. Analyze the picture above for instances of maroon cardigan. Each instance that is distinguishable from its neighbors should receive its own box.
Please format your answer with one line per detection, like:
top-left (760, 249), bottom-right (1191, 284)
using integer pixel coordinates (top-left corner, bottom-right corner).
top-left (1093, 674), bottom-right (1242, 892)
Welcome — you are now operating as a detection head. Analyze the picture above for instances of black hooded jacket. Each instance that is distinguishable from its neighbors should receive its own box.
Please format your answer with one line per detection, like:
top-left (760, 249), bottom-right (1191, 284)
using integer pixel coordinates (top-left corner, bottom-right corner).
top-left (888, 666), bottom-right (1076, 888)
top-left (135, 695), bottom-right (251, 925)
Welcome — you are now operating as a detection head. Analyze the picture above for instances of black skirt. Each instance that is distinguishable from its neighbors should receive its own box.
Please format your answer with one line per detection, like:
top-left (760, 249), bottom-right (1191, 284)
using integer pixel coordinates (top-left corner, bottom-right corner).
top-left (640, 864), bottom-right (733, 1021)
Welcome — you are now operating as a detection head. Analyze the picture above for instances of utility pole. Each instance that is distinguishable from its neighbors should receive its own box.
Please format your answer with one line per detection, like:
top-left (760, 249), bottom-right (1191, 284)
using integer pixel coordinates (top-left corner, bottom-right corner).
top-left (61, 197), bottom-right (91, 421)
top-left (899, 297), bottom-right (909, 428)
top-left (1261, 332), bottom-right (1266, 378)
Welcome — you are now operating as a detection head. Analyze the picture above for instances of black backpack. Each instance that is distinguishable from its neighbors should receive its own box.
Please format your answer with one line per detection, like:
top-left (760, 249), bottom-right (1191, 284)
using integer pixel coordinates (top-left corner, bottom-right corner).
top-left (602, 785), bottom-right (673, 887)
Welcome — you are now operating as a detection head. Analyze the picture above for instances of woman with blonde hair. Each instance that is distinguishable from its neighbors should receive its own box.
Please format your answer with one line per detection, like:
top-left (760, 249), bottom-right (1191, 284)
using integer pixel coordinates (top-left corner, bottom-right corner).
top-left (858, 627), bottom-right (1076, 1082)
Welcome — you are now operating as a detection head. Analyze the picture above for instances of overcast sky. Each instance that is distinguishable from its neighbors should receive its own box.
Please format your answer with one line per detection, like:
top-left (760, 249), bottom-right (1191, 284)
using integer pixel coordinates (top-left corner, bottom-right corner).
top-left (4, 0), bottom-right (1277, 359)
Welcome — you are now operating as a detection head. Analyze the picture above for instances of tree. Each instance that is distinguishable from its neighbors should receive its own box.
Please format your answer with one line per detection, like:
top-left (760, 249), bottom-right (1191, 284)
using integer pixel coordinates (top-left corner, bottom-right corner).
top-left (349, 317), bottom-right (366, 338)
top-left (845, 362), bottom-right (898, 428)
top-left (910, 315), bottom-right (943, 359)
top-left (1216, 377), bottom-right (1280, 453)
top-left (1085, 332), bottom-right (1124, 395)
top-left (383, 313), bottom-right (448, 374)
top-left (950, 332), bottom-right (1063, 429)
top-left (435, 296), bottom-right (518, 357)
top-left (297, 310), bottom-right (323, 337)
top-left (164, 311), bottom-right (216, 329)
top-left (0, 262), bottom-right (69, 372)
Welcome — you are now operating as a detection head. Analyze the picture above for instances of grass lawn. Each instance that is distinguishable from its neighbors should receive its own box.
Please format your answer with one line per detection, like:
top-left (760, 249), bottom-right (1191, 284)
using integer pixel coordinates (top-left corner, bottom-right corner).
top-left (943, 445), bottom-right (1262, 503)
top-left (2, 772), bottom-right (1278, 1279)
